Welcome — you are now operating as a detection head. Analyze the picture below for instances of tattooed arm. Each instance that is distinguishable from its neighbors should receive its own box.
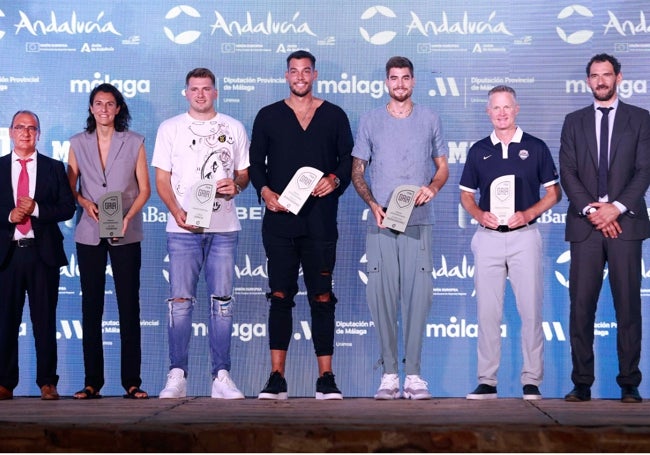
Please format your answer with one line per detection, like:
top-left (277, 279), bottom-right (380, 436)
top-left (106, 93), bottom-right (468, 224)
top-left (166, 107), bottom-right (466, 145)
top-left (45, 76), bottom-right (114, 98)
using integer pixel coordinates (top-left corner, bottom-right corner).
top-left (351, 156), bottom-right (384, 228)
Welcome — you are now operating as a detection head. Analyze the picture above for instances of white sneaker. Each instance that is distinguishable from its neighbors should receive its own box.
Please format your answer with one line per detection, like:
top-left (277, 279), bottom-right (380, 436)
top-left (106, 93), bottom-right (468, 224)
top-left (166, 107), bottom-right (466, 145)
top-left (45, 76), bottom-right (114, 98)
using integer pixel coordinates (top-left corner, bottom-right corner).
top-left (211, 370), bottom-right (245, 399)
top-left (374, 373), bottom-right (400, 400)
top-left (403, 375), bottom-right (432, 400)
top-left (159, 368), bottom-right (187, 399)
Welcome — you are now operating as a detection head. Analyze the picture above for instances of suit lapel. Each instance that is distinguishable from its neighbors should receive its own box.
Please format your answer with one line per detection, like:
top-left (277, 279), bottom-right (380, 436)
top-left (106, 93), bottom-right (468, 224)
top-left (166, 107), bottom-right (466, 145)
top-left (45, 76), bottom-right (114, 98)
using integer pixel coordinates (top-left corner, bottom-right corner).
top-left (104, 131), bottom-right (125, 176)
top-left (0, 155), bottom-right (13, 206)
top-left (84, 132), bottom-right (104, 178)
top-left (33, 152), bottom-right (48, 200)
top-left (582, 107), bottom-right (598, 170)
top-left (610, 102), bottom-right (628, 164)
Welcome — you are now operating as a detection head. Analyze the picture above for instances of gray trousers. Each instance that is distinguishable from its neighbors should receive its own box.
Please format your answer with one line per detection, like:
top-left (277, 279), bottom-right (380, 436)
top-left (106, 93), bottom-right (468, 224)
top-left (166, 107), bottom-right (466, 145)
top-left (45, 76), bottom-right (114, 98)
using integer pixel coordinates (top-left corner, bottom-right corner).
top-left (471, 224), bottom-right (544, 386)
top-left (365, 224), bottom-right (433, 375)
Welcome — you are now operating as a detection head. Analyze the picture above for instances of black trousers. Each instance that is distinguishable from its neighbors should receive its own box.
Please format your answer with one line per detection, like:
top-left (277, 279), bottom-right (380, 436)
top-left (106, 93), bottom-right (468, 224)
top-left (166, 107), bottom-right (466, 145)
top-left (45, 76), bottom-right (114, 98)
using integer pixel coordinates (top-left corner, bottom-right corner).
top-left (569, 231), bottom-right (643, 388)
top-left (76, 240), bottom-right (142, 392)
top-left (262, 229), bottom-right (337, 356)
top-left (0, 243), bottom-right (60, 390)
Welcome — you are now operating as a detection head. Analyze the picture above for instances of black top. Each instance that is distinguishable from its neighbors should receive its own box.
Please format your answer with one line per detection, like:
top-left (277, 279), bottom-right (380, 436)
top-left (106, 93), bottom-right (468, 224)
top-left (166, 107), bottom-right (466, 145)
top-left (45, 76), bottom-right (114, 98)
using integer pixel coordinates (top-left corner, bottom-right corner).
top-left (249, 100), bottom-right (353, 240)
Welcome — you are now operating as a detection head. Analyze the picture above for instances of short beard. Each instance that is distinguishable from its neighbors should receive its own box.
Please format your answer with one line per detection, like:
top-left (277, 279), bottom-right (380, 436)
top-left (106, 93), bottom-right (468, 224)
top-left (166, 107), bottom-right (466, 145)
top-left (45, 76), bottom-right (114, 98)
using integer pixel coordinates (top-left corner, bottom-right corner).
top-left (390, 92), bottom-right (411, 103)
top-left (290, 85), bottom-right (311, 98)
top-left (592, 86), bottom-right (617, 102)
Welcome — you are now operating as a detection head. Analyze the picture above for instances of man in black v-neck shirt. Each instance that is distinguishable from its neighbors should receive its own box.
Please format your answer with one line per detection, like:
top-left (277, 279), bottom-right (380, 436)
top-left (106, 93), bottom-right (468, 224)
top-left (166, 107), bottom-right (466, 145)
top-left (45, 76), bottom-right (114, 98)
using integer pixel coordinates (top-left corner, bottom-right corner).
top-left (249, 50), bottom-right (353, 400)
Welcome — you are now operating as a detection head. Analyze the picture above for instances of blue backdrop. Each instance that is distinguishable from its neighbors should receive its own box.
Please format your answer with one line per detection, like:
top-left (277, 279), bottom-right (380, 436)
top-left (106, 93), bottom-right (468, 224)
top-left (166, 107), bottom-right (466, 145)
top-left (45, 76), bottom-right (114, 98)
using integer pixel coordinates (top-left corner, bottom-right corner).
top-left (2, 0), bottom-right (650, 398)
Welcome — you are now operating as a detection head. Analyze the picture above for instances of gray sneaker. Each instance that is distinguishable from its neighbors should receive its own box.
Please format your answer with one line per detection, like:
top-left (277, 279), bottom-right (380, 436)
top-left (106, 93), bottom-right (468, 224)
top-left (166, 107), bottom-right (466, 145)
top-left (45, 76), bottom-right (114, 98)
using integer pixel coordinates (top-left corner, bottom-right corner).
top-left (403, 375), bottom-right (432, 400)
top-left (374, 373), bottom-right (400, 400)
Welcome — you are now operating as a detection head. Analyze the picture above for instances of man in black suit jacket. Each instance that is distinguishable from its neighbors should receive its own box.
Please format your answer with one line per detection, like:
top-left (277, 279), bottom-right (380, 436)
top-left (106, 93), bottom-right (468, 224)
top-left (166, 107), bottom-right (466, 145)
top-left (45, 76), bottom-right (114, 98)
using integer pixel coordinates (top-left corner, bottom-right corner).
top-left (0, 111), bottom-right (75, 400)
top-left (560, 54), bottom-right (650, 403)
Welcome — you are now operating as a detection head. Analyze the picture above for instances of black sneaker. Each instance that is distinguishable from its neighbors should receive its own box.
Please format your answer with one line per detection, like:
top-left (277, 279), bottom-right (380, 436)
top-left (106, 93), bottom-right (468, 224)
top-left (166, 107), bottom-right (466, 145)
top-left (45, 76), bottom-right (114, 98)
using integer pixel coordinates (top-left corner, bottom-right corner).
top-left (315, 372), bottom-right (343, 400)
top-left (258, 371), bottom-right (288, 400)
top-left (466, 383), bottom-right (497, 400)
top-left (523, 384), bottom-right (542, 400)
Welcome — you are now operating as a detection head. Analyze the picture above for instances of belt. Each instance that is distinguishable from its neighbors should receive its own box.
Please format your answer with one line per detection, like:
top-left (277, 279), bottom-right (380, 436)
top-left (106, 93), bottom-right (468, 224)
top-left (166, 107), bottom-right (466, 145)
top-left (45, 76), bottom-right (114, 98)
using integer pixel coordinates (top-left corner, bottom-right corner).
top-left (481, 223), bottom-right (533, 233)
top-left (12, 238), bottom-right (35, 247)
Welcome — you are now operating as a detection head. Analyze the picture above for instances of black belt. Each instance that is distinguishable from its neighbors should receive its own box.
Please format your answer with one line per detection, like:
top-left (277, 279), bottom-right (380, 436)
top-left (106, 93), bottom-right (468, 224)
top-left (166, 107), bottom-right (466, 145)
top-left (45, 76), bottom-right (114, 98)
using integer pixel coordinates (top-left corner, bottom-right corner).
top-left (481, 223), bottom-right (532, 233)
top-left (12, 238), bottom-right (35, 247)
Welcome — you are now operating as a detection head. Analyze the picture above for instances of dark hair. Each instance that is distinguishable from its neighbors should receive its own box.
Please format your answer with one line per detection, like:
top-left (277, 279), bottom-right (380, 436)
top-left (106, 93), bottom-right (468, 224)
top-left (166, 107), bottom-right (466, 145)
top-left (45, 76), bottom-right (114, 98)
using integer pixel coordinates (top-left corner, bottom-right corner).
top-left (385, 56), bottom-right (414, 78)
top-left (85, 83), bottom-right (131, 133)
top-left (185, 68), bottom-right (216, 86)
top-left (586, 53), bottom-right (621, 76)
top-left (286, 50), bottom-right (316, 69)
top-left (10, 110), bottom-right (40, 131)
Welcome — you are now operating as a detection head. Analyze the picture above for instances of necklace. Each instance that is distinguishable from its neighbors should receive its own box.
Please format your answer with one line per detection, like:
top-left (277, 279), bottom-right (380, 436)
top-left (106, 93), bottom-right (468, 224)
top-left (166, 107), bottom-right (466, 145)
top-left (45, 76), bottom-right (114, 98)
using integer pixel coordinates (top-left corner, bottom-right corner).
top-left (386, 102), bottom-right (413, 118)
top-left (288, 98), bottom-right (315, 125)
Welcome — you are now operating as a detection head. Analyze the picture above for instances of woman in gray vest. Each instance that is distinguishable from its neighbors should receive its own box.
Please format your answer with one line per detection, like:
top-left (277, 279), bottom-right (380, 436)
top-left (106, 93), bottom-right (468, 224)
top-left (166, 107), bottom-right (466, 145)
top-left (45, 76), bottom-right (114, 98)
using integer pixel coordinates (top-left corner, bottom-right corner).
top-left (67, 83), bottom-right (151, 399)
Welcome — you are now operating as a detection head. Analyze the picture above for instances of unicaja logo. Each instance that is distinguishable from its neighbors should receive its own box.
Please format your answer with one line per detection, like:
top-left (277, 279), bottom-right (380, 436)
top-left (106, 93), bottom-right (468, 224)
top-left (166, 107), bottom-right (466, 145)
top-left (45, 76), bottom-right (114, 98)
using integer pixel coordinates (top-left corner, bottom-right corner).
top-left (556, 4), bottom-right (594, 44)
top-left (359, 5), bottom-right (397, 45)
top-left (164, 5), bottom-right (201, 44)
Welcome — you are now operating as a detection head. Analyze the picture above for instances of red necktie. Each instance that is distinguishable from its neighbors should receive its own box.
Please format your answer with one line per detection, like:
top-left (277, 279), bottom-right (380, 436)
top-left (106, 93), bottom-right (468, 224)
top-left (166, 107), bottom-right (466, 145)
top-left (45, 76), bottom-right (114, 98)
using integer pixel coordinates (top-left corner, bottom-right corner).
top-left (16, 158), bottom-right (32, 235)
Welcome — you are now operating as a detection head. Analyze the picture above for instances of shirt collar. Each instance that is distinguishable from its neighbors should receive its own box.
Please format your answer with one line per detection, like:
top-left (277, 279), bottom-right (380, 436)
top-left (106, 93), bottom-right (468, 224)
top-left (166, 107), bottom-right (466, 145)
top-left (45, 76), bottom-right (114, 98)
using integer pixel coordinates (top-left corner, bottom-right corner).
top-left (490, 126), bottom-right (523, 145)
top-left (12, 150), bottom-right (37, 162)
top-left (594, 99), bottom-right (619, 112)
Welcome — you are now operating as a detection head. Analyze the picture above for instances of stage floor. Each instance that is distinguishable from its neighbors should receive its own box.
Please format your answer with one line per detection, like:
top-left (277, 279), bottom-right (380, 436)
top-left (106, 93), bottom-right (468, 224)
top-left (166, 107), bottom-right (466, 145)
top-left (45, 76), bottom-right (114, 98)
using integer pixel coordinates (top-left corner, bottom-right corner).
top-left (0, 396), bottom-right (649, 452)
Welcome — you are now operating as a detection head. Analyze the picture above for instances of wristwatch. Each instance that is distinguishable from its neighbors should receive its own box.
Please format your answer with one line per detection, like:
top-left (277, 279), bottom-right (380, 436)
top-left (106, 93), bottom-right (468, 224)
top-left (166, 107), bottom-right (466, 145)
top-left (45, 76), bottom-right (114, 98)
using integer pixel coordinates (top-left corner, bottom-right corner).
top-left (586, 206), bottom-right (597, 215)
top-left (235, 183), bottom-right (242, 194)
top-left (330, 174), bottom-right (340, 188)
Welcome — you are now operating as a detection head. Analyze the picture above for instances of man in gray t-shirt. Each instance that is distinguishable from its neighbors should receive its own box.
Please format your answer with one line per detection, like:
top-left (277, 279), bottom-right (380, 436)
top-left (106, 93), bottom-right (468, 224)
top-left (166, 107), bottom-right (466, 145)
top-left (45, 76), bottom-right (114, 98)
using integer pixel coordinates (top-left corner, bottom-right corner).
top-left (351, 56), bottom-right (449, 400)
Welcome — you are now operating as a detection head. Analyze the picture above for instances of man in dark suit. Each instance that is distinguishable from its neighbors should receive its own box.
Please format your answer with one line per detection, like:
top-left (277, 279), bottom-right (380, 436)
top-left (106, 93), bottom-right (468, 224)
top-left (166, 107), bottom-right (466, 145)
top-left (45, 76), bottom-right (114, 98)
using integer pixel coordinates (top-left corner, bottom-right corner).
top-left (0, 110), bottom-right (75, 400)
top-left (560, 54), bottom-right (650, 403)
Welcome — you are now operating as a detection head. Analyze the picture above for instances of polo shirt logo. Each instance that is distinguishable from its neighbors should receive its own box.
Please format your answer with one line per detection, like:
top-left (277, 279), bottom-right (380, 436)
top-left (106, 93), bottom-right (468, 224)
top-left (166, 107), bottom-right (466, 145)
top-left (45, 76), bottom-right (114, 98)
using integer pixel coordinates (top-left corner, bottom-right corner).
top-left (519, 149), bottom-right (529, 160)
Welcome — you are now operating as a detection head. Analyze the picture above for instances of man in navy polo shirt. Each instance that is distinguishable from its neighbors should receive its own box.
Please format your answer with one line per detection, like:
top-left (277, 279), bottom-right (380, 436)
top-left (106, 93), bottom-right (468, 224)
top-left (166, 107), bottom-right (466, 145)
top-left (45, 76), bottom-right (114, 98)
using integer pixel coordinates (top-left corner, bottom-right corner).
top-left (459, 85), bottom-right (561, 400)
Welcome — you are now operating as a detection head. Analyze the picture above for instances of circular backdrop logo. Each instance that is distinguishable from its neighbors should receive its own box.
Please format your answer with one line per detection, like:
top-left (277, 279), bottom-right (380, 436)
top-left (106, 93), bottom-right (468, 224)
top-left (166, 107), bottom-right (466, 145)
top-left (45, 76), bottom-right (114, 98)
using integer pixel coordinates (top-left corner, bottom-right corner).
top-left (164, 5), bottom-right (202, 45)
top-left (556, 4), bottom-right (594, 45)
top-left (554, 249), bottom-right (608, 288)
top-left (358, 253), bottom-right (368, 285)
top-left (359, 5), bottom-right (397, 45)
top-left (554, 250), bottom-right (571, 288)
top-left (0, 9), bottom-right (5, 40)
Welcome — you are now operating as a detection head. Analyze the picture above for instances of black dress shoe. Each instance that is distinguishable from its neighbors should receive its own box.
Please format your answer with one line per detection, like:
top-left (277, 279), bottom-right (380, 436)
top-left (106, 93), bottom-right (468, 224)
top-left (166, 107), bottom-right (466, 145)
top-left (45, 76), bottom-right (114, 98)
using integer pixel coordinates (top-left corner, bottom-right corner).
top-left (621, 386), bottom-right (642, 403)
top-left (564, 384), bottom-right (591, 402)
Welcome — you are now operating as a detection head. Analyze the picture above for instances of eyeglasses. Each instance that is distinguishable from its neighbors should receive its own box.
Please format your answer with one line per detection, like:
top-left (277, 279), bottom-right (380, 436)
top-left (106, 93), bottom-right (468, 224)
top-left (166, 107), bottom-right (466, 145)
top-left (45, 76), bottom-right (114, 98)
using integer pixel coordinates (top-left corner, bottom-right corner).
top-left (12, 125), bottom-right (39, 133)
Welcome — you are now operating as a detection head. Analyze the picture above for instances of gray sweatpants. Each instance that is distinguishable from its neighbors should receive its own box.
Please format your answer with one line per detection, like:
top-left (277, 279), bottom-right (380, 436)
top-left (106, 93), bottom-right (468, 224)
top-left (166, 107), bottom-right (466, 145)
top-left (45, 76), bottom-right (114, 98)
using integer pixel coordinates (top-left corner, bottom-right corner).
top-left (365, 224), bottom-right (434, 375)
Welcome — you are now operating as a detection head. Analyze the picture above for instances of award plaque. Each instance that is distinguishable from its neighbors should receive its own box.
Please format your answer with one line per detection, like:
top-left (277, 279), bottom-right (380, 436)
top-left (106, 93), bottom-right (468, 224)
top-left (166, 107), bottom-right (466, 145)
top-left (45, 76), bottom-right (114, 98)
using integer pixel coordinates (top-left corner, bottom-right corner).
top-left (490, 174), bottom-right (515, 225)
top-left (381, 184), bottom-right (420, 233)
top-left (186, 180), bottom-right (217, 228)
top-left (278, 166), bottom-right (324, 215)
top-left (98, 191), bottom-right (124, 238)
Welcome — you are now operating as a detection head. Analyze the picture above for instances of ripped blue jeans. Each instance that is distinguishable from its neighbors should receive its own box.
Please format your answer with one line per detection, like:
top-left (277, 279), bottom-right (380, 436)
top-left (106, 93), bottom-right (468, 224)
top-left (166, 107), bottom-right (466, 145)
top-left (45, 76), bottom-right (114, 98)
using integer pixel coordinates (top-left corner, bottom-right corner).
top-left (166, 231), bottom-right (238, 377)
